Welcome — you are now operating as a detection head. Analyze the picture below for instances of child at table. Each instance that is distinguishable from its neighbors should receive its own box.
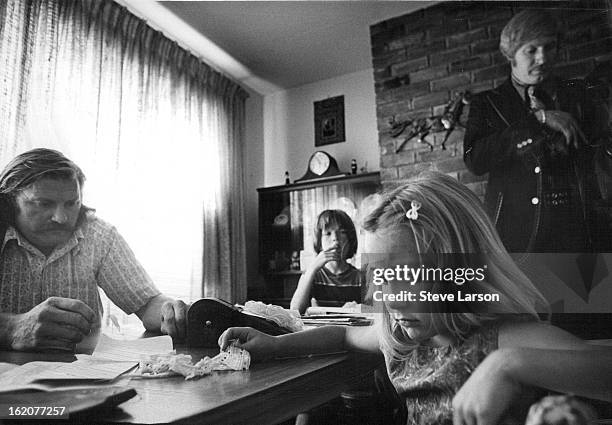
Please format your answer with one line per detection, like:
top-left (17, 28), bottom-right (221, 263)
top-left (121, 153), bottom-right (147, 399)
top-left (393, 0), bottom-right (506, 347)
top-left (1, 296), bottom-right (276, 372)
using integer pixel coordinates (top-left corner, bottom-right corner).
top-left (222, 172), bottom-right (612, 425)
top-left (290, 209), bottom-right (364, 314)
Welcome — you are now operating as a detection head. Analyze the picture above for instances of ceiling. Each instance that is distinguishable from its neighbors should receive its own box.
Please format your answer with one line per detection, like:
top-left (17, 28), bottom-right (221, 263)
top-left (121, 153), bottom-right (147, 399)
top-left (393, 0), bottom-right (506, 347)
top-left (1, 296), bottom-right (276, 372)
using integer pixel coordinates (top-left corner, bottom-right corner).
top-left (157, 1), bottom-right (434, 93)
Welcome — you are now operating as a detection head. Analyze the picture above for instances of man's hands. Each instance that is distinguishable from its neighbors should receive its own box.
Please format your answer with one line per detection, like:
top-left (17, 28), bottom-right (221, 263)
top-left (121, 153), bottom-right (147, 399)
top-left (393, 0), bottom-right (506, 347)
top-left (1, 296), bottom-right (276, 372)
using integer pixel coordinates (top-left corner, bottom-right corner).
top-left (452, 349), bottom-right (520, 425)
top-left (539, 110), bottom-right (587, 150)
top-left (137, 295), bottom-right (187, 340)
top-left (8, 297), bottom-right (95, 352)
top-left (160, 299), bottom-right (187, 340)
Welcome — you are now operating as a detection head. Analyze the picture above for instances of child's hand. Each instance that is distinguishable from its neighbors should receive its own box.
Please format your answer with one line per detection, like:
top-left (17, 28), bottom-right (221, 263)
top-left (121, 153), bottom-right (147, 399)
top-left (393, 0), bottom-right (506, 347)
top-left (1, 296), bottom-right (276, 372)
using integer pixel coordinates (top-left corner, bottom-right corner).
top-left (218, 327), bottom-right (277, 361)
top-left (312, 245), bottom-right (341, 269)
top-left (451, 349), bottom-right (520, 425)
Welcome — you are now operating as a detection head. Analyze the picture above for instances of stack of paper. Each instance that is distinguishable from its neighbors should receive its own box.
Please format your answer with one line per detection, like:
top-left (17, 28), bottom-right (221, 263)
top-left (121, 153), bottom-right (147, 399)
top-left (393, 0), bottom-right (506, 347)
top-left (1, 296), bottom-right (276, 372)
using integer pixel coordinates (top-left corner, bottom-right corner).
top-left (301, 315), bottom-right (373, 326)
top-left (0, 334), bottom-right (174, 393)
top-left (90, 334), bottom-right (174, 362)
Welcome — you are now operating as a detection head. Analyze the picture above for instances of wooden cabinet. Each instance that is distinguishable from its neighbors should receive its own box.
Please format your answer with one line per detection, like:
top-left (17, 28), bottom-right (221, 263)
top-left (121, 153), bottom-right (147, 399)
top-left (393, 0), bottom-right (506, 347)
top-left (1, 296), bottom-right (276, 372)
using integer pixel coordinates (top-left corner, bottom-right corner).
top-left (254, 172), bottom-right (381, 307)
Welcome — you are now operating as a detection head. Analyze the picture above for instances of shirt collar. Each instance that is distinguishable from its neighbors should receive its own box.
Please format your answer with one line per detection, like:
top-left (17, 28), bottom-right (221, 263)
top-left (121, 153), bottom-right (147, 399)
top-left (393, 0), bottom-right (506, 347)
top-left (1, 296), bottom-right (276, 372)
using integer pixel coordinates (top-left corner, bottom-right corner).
top-left (510, 73), bottom-right (557, 102)
top-left (510, 74), bottom-right (533, 102)
top-left (3, 226), bottom-right (23, 246)
top-left (2, 224), bottom-right (85, 258)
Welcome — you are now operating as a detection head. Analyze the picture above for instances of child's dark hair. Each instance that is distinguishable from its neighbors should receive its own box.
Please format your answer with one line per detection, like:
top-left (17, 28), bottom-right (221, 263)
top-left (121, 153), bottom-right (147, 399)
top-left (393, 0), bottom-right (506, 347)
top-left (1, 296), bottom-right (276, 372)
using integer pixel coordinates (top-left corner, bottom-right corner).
top-left (313, 209), bottom-right (357, 258)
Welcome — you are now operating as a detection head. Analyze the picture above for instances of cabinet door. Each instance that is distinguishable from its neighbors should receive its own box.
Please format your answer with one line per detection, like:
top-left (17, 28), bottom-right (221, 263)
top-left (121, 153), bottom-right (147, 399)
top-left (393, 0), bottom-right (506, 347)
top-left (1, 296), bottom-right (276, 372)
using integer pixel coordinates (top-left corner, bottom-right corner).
top-left (259, 191), bottom-right (291, 273)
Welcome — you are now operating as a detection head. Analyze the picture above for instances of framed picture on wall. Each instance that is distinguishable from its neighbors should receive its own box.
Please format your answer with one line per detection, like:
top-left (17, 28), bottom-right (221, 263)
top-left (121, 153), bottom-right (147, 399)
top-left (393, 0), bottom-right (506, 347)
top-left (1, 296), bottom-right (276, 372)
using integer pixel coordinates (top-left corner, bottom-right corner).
top-left (314, 95), bottom-right (345, 146)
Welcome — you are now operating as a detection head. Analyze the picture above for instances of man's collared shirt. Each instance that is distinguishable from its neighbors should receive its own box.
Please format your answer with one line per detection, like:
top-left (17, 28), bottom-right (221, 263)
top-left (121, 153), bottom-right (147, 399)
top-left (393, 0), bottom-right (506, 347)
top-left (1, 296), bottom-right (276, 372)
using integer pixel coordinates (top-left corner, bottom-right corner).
top-left (510, 74), bottom-right (556, 107)
top-left (0, 213), bottom-right (160, 324)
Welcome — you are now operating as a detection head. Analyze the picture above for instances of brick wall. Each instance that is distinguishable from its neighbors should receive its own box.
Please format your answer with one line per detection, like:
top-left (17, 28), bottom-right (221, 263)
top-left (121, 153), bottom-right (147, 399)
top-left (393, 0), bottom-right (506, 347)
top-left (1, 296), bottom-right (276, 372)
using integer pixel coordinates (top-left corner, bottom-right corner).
top-left (370, 1), bottom-right (612, 194)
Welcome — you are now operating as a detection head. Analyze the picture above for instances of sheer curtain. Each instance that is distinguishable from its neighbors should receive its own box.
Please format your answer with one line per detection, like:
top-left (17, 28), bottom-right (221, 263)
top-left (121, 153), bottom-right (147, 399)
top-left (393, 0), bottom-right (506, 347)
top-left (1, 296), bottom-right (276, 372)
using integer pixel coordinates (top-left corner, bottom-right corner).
top-left (0, 0), bottom-right (247, 306)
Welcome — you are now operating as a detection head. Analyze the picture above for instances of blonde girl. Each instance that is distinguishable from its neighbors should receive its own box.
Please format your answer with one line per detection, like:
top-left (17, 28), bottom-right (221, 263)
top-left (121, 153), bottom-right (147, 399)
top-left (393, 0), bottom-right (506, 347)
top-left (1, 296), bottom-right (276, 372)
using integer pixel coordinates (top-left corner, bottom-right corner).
top-left (221, 172), bottom-right (612, 425)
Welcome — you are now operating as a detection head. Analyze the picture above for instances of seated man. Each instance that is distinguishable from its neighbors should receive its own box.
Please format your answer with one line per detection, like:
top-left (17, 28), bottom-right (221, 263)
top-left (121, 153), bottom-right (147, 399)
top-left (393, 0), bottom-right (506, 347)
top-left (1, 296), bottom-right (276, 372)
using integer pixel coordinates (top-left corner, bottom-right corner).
top-left (0, 148), bottom-right (187, 352)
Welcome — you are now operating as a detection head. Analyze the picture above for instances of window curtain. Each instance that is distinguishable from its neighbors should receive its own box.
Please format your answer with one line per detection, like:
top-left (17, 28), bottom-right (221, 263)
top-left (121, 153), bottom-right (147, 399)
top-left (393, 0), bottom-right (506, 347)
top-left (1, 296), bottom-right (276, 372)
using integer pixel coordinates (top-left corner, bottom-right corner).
top-left (0, 0), bottom-right (248, 303)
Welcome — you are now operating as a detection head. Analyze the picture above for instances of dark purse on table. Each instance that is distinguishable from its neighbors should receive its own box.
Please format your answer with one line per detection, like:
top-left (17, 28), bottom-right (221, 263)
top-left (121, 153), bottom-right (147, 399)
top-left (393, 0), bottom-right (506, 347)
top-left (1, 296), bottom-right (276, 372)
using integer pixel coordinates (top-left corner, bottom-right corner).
top-left (186, 298), bottom-right (293, 348)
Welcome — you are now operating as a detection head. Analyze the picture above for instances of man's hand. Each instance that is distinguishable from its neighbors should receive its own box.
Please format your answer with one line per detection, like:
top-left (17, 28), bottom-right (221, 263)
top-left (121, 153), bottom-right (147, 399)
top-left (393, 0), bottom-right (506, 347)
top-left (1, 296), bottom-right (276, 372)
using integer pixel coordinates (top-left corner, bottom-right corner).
top-left (541, 110), bottom-right (587, 150)
top-left (137, 295), bottom-right (188, 340)
top-left (9, 297), bottom-right (95, 352)
top-left (160, 299), bottom-right (187, 340)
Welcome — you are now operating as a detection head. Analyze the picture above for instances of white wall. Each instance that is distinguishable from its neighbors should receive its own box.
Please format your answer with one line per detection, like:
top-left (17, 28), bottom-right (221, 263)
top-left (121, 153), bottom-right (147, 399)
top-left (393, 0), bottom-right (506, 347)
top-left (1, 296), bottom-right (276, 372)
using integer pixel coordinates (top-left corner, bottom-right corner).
top-left (243, 68), bottom-right (380, 287)
top-left (263, 68), bottom-right (380, 187)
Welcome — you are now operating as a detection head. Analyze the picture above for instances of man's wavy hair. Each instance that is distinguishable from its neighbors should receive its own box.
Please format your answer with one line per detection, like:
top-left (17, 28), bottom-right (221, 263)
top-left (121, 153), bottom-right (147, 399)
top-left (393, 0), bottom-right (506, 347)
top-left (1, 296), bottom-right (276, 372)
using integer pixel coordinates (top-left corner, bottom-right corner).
top-left (499, 9), bottom-right (558, 61)
top-left (0, 148), bottom-right (91, 225)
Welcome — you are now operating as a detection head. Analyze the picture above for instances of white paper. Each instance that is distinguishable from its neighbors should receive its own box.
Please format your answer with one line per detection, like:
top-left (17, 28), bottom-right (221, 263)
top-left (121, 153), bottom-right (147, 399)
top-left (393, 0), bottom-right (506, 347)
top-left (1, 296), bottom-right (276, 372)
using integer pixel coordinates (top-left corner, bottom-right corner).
top-left (0, 358), bottom-right (136, 393)
top-left (0, 334), bottom-right (174, 393)
top-left (91, 334), bottom-right (174, 362)
top-left (0, 362), bottom-right (19, 375)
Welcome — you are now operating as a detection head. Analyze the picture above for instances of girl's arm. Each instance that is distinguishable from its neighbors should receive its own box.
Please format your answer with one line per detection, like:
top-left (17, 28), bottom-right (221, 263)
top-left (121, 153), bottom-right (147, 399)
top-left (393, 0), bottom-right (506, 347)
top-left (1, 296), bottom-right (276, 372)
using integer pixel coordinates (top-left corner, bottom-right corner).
top-left (290, 268), bottom-right (318, 314)
top-left (451, 321), bottom-right (612, 425)
top-left (219, 321), bottom-right (381, 361)
top-left (290, 247), bottom-right (339, 314)
top-left (497, 321), bottom-right (612, 400)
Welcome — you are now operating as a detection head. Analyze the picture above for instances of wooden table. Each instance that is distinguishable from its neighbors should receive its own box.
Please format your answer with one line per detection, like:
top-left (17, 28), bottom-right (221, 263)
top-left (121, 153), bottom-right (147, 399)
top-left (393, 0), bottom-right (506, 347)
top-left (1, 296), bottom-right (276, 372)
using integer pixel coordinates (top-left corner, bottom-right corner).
top-left (0, 346), bottom-right (383, 424)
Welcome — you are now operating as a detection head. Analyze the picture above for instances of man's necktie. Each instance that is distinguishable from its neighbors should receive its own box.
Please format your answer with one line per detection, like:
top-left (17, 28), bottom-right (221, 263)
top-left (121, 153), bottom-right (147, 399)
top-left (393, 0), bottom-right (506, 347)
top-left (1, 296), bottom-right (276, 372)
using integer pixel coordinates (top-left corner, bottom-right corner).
top-left (527, 86), bottom-right (543, 110)
top-left (527, 86), bottom-right (553, 111)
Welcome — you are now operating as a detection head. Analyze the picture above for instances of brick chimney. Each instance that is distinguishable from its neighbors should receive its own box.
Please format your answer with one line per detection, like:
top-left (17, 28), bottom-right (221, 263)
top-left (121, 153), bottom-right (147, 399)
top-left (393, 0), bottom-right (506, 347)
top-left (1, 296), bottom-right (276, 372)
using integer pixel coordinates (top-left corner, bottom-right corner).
top-left (370, 1), bottom-right (612, 195)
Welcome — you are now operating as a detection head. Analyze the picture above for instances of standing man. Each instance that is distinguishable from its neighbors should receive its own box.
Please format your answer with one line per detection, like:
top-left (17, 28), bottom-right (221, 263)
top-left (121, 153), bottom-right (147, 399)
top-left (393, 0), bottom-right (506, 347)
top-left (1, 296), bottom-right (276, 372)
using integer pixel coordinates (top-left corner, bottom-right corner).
top-left (464, 9), bottom-right (612, 253)
top-left (0, 148), bottom-right (187, 351)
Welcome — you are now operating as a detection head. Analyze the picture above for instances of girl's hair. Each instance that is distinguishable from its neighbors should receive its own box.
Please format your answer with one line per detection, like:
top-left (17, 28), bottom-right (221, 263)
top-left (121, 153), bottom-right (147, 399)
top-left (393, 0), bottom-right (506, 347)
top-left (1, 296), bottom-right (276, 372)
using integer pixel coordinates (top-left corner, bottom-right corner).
top-left (313, 209), bottom-right (358, 259)
top-left (362, 172), bottom-right (549, 359)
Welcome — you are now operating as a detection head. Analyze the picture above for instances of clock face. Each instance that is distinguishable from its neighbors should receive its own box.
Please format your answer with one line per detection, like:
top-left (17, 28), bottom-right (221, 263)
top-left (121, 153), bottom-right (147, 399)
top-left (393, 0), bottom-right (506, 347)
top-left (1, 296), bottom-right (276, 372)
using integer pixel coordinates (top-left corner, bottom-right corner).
top-left (309, 151), bottom-right (330, 176)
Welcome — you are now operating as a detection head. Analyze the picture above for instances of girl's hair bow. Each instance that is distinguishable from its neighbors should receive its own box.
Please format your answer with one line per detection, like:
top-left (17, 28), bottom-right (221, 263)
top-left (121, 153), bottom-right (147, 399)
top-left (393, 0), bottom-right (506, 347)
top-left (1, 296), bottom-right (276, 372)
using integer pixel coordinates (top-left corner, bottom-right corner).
top-left (406, 200), bottom-right (421, 220)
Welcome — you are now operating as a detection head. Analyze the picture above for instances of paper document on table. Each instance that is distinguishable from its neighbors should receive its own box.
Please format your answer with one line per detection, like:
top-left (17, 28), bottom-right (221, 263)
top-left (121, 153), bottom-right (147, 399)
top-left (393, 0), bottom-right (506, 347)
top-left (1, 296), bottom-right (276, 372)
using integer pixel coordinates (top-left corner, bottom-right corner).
top-left (305, 306), bottom-right (361, 315)
top-left (91, 334), bottom-right (174, 362)
top-left (301, 316), bottom-right (373, 326)
top-left (0, 358), bottom-right (136, 393)
top-left (0, 335), bottom-right (173, 393)
top-left (0, 362), bottom-right (19, 375)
